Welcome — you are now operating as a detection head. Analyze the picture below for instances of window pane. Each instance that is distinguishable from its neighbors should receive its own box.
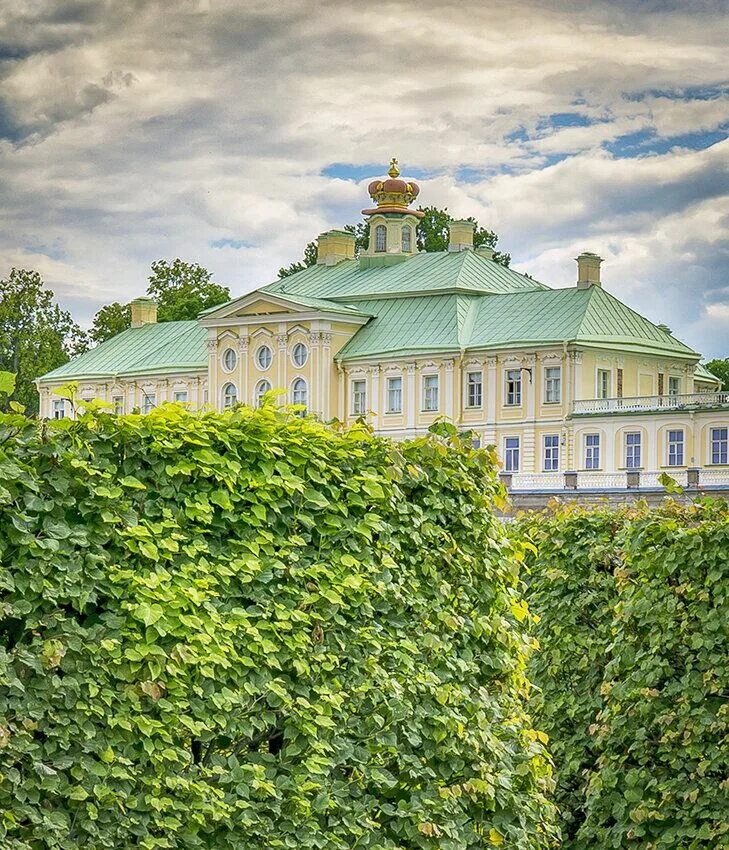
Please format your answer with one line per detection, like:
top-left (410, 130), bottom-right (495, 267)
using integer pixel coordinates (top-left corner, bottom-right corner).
top-left (467, 371), bottom-right (482, 407)
top-left (423, 375), bottom-right (439, 411)
top-left (255, 380), bottom-right (271, 407)
top-left (625, 432), bottom-right (641, 468)
top-left (711, 428), bottom-right (728, 464)
top-left (543, 434), bottom-right (559, 471)
top-left (375, 225), bottom-right (387, 252)
top-left (223, 348), bottom-right (237, 371)
top-left (352, 380), bottom-right (367, 415)
top-left (506, 369), bottom-right (522, 405)
top-left (401, 226), bottom-right (411, 252)
top-left (667, 429), bottom-right (684, 466)
top-left (585, 433), bottom-right (600, 470)
top-left (256, 345), bottom-right (272, 370)
top-left (545, 367), bottom-right (561, 403)
top-left (505, 437), bottom-right (520, 472)
top-left (386, 377), bottom-right (402, 413)
top-left (292, 342), bottom-right (308, 367)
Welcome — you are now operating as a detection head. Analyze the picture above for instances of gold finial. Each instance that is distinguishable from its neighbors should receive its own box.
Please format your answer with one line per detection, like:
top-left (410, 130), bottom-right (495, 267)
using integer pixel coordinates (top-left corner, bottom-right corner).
top-left (388, 157), bottom-right (400, 178)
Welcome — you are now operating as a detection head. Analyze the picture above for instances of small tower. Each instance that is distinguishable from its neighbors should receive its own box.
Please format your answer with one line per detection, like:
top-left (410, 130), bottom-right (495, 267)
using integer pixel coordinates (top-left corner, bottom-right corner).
top-left (360, 158), bottom-right (424, 267)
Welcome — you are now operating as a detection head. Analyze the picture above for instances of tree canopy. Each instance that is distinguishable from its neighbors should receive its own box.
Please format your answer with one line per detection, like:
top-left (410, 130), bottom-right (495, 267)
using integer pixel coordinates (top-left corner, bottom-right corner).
top-left (704, 357), bottom-right (729, 391)
top-left (278, 207), bottom-right (510, 278)
top-left (90, 260), bottom-right (230, 343)
top-left (0, 268), bottom-right (87, 413)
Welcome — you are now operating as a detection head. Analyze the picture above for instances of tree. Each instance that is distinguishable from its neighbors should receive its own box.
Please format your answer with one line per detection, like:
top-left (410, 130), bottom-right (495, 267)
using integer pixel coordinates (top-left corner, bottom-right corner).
top-left (705, 358), bottom-right (729, 391)
top-left (277, 207), bottom-right (510, 278)
top-left (90, 301), bottom-right (132, 343)
top-left (147, 259), bottom-right (230, 322)
top-left (0, 268), bottom-right (87, 413)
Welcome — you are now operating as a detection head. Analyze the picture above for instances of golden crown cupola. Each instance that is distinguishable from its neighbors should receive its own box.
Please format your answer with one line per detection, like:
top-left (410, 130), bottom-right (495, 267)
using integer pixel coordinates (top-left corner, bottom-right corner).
top-left (360, 158), bottom-right (423, 267)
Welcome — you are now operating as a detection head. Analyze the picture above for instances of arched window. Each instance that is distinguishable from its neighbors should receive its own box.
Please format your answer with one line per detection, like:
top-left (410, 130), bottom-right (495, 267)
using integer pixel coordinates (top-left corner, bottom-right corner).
top-left (292, 342), bottom-right (308, 367)
top-left (256, 344), bottom-right (272, 370)
top-left (255, 379), bottom-right (271, 408)
top-left (292, 377), bottom-right (307, 413)
top-left (222, 347), bottom-right (237, 372)
top-left (375, 224), bottom-right (387, 253)
top-left (222, 382), bottom-right (237, 409)
top-left (401, 225), bottom-right (412, 252)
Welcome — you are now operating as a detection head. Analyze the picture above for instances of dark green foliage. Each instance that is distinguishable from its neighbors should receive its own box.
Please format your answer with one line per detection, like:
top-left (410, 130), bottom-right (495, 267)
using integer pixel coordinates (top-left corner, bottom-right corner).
top-left (515, 502), bottom-right (729, 849)
top-left (704, 358), bottom-right (729, 390)
top-left (90, 302), bottom-right (132, 343)
top-left (0, 268), bottom-right (88, 414)
top-left (147, 259), bottom-right (230, 322)
top-left (0, 406), bottom-right (555, 849)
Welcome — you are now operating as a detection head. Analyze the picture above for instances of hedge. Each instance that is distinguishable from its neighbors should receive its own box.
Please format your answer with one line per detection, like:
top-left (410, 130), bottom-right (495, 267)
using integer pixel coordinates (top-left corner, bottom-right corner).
top-left (0, 403), bottom-right (556, 850)
top-left (516, 501), bottom-right (729, 849)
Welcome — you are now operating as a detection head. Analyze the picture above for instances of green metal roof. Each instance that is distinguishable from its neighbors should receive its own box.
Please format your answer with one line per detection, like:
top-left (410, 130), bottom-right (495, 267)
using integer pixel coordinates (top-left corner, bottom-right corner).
top-left (260, 251), bottom-right (547, 301)
top-left (201, 290), bottom-right (371, 317)
top-left (695, 362), bottom-right (722, 383)
top-left (336, 285), bottom-right (699, 361)
top-left (40, 321), bottom-right (206, 381)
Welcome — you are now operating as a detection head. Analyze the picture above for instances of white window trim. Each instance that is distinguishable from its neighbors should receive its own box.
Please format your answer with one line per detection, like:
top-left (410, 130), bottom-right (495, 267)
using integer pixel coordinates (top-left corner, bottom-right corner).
top-left (504, 435), bottom-right (520, 473)
top-left (351, 379), bottom-right (367, 416)
top-left (221, 382), bottom-right (238, 409)
top-left (221, 347), bottom-right (237, 373)
top-left (254, 379), bottom-right (271, 408)
top-left (596, 368), bottom-right (612, 399)
top-left (173, 391), bottom-right (188, 404)
top-left (255, 344), bottom-right (273, 371)
top-left (291, 377), bottom-right (307, 410)
top-left (290, 342), bottom-right (308, 368)
top-left (504, 368), bottom-right (522, 407)
top-left (709, 426), bottom-right (728, 465)
top-left (466, 371), bottom-right (483, 409)
top-left (666, 428), bottom-right (685, 467)
top-left (624, 431), bottom-right (643, 470)
top-left (544, 366), bottom-right (562, 404)
top-left (584, 433), bottom-right (601, 471)
top-left (542, 434), bottom-right (560, 472)
top-left (421, 373), bottom-right (440, 412)
top-left (385, 376), bottom-right (403, 414)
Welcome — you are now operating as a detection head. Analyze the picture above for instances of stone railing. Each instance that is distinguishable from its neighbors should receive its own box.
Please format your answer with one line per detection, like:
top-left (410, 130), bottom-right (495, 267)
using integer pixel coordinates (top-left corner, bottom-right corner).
top-left (572, 391), bottom-right (729, 415)
top-left (503, 468), bottom-right (729, 492)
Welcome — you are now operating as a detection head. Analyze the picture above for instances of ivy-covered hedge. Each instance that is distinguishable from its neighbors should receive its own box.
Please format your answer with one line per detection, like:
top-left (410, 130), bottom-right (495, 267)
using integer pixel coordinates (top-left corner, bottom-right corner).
top-left (0, 404), bottom-right (556, 850)
top-left (516, 501), bottom-right (729, 849)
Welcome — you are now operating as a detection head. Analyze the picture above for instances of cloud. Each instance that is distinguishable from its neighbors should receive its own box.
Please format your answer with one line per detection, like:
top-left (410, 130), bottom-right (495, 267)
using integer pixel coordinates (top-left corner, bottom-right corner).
top-left (0, 0), bottom-right (727, 356)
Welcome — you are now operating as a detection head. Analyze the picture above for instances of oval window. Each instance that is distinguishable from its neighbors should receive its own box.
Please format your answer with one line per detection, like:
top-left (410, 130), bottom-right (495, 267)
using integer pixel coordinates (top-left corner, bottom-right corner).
top-left (256, 344), bottom-right (272, 370)
top-left (292, 342), bottom-right (308, 367)
top-left (223, 347), bottom-right (237, 372)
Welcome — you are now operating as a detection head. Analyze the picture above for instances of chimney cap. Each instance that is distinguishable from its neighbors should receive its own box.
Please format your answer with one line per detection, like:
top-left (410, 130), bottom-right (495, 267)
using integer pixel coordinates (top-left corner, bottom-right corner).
top-left (575, 251), bottom-right (604, 288)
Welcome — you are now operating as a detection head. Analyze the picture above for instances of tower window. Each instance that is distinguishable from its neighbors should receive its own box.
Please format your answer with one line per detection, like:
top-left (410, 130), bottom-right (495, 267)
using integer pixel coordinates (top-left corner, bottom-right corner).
top-left (375, 224), bottom-right (387, 253)
top-left (401, 225), bottom-right (412, 252)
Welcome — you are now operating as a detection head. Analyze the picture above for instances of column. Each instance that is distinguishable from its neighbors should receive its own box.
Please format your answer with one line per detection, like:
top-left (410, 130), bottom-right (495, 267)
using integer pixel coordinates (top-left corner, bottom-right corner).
top-left (484, 356), bottom-right (497, 444)
top-left (337, 365), bottom-right (345, 422)
top-left (126, 381), bottom-right (137, 413)
top-left (443, 359), bottom-right (454, 422)
top-left (158, 378), bottom-right (168, 405)
top-left (370, 365), bottom-right (381, 430)
top-left (310, 332), bottom-right (322, 416)
top-left (238, 335), bottom-right (249, 405)
top-left (191, 376), bottom-right (200, 409)
top-left (277, 330), bottom-right (288, 405)
top-left (405, 362), bottom-right (417, 431)
top-left (206, 334), bottom-right (218, 409)
top-left (321, 332), bottom-right (332, 418)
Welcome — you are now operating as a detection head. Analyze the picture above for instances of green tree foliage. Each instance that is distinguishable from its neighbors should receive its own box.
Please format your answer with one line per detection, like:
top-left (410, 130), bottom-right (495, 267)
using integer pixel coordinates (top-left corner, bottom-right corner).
top-left (515, 501), bottom-right (729, 849)
top-left (147, 259), bottom-right (230, 322)
top-left (277, 208), bottom-right (509, 278)
top-left (704, 358), bottom-right (729, 390)
top-left (0, 406), bottom-right (556, 849)
top-left (90, 302), bottom-right (132, 343)
top-left (0, 268), bottom-right (87, 413)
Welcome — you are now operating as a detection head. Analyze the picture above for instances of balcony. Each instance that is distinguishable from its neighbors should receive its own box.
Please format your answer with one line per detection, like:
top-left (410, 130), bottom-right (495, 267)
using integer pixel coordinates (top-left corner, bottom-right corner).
top-left (572, 391), bottom-right (729, 416)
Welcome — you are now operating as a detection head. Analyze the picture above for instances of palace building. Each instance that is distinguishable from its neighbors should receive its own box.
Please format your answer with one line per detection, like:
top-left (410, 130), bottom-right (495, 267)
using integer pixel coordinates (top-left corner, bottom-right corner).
top-left (37, 161), bottom-right (729, 495)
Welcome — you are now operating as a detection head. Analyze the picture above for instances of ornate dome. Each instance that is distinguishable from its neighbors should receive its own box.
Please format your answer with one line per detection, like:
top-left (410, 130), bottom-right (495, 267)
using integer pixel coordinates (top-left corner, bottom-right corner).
top-left (362, 158), bottom-right (424, 218)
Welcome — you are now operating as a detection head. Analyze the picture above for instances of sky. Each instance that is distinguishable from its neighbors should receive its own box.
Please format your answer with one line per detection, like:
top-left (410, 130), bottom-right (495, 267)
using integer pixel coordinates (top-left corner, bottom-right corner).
top-left (1, 0), bottom-right (728, 357)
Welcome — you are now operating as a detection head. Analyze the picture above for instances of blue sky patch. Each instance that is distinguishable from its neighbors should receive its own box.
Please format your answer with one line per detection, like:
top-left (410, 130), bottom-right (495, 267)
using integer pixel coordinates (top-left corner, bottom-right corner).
top-left (605, 127), bottom-right (727, 157)
top-left (210, 238), bottom-right (252, 250)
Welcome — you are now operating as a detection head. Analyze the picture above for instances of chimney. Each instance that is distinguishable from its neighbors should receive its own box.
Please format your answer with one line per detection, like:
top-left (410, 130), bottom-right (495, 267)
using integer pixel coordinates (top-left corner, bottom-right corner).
top-left (316, 229), bottom-right (356, 265)
top-left (576, 252), bottom-right (603, 289)
top-left (130, 297), bottom-right (158, 328)
top-left (448, 219), bottom-right (475, 252)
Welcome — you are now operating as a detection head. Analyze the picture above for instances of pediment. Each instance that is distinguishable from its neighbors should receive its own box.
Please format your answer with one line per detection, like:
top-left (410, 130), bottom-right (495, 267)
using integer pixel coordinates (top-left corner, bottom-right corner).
top-left (203, 290), bottom-right (315, 321)
top-left (232, 298), bottom-right (293, 317)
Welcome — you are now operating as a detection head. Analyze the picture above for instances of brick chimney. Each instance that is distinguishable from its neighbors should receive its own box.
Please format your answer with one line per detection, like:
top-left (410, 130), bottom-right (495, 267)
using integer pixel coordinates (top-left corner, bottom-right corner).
top-left (316, 230), bottom-right (356, 265)
top-left (448, 219), bottom-right (475, 252)
top-left (130, 297), bottom-right (158, 327)
top-left (576, 252), bottom-right (603, 289)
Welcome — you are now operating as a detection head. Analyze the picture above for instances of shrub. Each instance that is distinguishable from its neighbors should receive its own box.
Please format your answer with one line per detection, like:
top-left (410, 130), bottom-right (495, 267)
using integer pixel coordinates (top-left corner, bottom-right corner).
top-left (516, 501), bottom-right (729, 849)
top-left (0, 405), bottom-right (556, 850)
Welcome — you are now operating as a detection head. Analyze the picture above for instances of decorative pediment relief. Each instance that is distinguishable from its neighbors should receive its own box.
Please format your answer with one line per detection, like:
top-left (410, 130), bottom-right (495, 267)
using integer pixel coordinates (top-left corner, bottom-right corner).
top-left (250, 327), bottom-right (274, 340)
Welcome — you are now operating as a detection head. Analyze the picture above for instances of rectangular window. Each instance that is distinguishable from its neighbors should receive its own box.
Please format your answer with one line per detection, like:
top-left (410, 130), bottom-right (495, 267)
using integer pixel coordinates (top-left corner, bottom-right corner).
top-left (52, 399), bottom-right (65, 420)
top-left (711, 427), bottom-right (728, 464)
top-left (544, 366), bottom-right (561, 404)
top-left (585, 433), bottom-right (600, 470)
top-left (668, 376), bottom-right (680, 396)
top-left (597, 369), bottom-right (611, 399)
top-left (112, 395), bottom-right (124, 415)
top-left (386, 377), bottom-right (402, 413)
top-left (667, 429), bottom-right (684, 466)
top-left (505, 369), bottom-right (522, 406)
top-left (543, 434), bottom-right (560, 471)
top-left (352, 380), bottom-right (367, 415)
top-left (466, 371), bottom-right (483, 408)
top-left (504, 436), bottom-right (520, 472)
top-left (422, 374), bottom-right (439, 411)
top-left (141, 393), bottom-right (156, 414)
top-left (625, 432), bottom-right (642, 469)
top-left (173, 391), bottom-right (188, 404)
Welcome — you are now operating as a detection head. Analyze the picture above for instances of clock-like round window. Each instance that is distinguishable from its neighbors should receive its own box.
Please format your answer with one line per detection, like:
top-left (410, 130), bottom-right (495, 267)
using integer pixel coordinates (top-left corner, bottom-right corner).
top-left (256, 344), bottom-right (273, 370)
top-left (222, 347), bottom-right (237, 372)
top-left (292, 342), bottom-right (308, 367)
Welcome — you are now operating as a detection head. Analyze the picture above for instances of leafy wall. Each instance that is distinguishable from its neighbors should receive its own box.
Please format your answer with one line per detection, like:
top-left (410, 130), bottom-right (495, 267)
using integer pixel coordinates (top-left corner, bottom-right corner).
top-left (516, 501), bottom-right (729, 849)
top-left (0, 405), bottom-right (555, 850)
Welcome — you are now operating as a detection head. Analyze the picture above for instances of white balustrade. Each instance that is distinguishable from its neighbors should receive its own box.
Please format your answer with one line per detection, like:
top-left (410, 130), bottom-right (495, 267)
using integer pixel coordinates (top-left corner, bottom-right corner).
top-left (510, 473), bottom-right (563, 491)
top-left (573, 391), bottom-right (729, 415)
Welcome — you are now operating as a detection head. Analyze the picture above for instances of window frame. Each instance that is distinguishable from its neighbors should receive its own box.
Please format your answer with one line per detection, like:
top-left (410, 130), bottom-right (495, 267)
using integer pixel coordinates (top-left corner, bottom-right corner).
top-left (222, 347), bottom-right (237, 373)
top-left (666, 428), bottom-right (684, 467)
top-left (625, 431), bottom-right (642, 469)
top-left (52, 399), bottom-right (66, 420)
top-left (112, 395), bottom-right (124, 415)
top-left (255, 344), bottom-right (273, 371)
top-left (351, 379), bottom-right (367, 416)
top-left (597, 369), bottom-right (611, 399)
top-left (374, 224), bottom-right (387, 253)
top-left (141, 393), bottom-right (156, 415)
top-left (710, 427), bottom-right (728, 465)
top-left (401, 225), bottom-right (412, 252)
top-left (291, 342), bottom-right (308, 368)
top-left (291, 377), bottom-right (307, 412)
top-left (504, 436), bottom-right (520, 472)
top-left (221, 382), bottom-right (238, 410)
top-left (543, 434), bottom-right (560, 471)
top-left (584, 433), bottom-right (601, 470)
top-left (254, 379), bottom-right (271, 408)
top-left (544, 366), bottom-right (561, 404)
top-left (505, 368), bottom-right (522, 406)
top-left (386, 376), bottom-right (402, 414)
top-left (173, 390), bottom-right (188, 404)
top-left (466, 371), bottom-right (483, 408)
top-left (422, 374), bottom-right (439, 412)
top-left (667, 375), bottom-right (681, 396)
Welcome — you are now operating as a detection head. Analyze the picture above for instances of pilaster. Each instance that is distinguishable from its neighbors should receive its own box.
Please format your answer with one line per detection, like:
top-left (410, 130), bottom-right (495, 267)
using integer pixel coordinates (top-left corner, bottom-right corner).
top-left (405, 362), bottom-right (417, 430)
top-left (443, 359), bottom-right (455, 421)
